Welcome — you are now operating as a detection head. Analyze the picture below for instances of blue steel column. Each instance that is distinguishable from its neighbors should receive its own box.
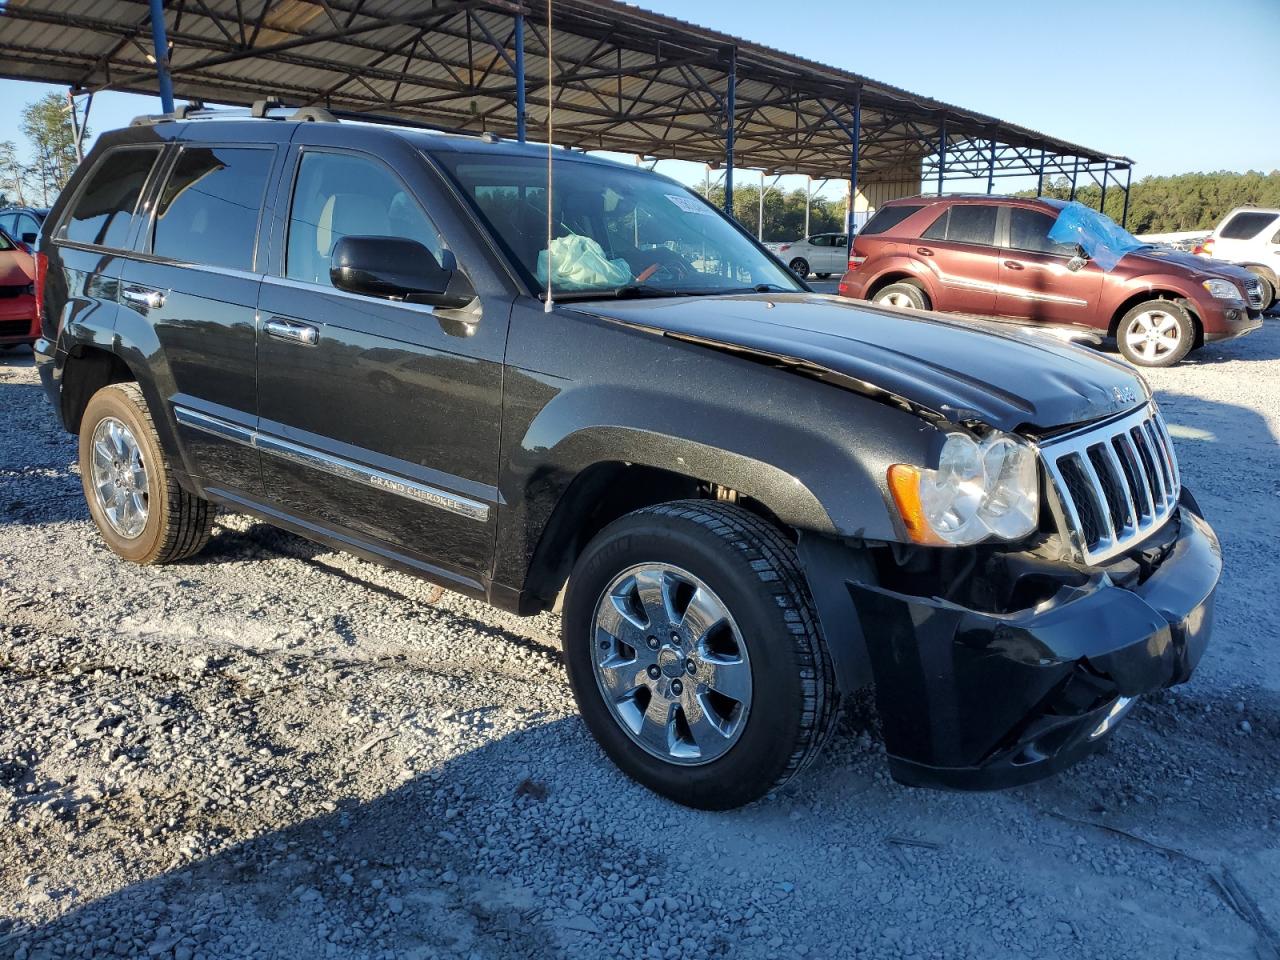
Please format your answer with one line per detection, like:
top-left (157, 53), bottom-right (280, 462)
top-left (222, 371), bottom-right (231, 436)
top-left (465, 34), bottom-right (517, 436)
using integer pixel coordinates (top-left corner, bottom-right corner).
top-left (148, 0), bottom-right (175, 114)
top-left (935, 118), bottom-right (946, 194)
top-left (723, 47), bottom-right (736, 215)
top-left (1121, 165), bottom-right (1133, 229)
top-left (986, 139), bottom-right (996, 194)
top-left (846, 86), bottom-right (861, 238)
top-left (514, 14), bottom-right (526, 142)
top-left (1035, 150), bottom-right (1045, 197)
top-left (1099, 162), bottom-right (1109, 215)
top-left (1070, 157), bottom-right (1078, 200)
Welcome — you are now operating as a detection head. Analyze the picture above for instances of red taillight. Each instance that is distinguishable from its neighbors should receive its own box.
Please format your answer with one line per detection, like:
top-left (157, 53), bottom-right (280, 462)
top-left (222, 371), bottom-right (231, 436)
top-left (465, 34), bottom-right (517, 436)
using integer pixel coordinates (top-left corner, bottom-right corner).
top-left (1197, 239), bottom-right (1214, 257)
top-left (848, 255), bottom-right (867, 269)
top-left (837, 282), bottom-right (849, 296)
top-left (33, 252), bottom-right (48, 327)
top-left (778, 243), bottom-right (791, 252)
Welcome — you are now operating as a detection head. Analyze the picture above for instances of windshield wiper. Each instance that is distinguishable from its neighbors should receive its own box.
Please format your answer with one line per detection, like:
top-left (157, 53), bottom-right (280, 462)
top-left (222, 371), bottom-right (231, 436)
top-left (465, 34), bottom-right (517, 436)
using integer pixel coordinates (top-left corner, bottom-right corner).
top-left (552, 285), bottom-right (691, 302)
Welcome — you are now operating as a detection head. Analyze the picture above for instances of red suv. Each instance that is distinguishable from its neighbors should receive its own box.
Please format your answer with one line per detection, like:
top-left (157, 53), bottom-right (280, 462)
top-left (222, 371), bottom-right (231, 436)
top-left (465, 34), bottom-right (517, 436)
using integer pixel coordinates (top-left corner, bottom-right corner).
top-left (838, 196), bottom-right (1264, 367)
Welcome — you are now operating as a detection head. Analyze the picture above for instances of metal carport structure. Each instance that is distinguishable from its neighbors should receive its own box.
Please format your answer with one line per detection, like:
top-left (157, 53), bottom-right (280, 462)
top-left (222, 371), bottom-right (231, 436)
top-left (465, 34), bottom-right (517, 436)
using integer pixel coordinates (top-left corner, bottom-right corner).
top-left (0, 0), bottom-right (1137, 227)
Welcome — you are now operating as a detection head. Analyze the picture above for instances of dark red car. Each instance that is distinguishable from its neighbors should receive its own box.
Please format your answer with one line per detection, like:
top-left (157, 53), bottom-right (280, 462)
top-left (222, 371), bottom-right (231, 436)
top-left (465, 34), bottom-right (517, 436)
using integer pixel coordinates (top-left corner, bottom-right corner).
top-left (0, 227), bottom-right (38, 352)
top-left (838, 195), bottom-right (1264, 367)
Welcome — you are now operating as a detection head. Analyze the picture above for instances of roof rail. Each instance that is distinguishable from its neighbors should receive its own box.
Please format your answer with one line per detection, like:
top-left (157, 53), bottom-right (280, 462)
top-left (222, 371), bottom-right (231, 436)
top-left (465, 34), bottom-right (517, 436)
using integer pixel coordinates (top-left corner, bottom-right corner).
top-left (130, 100), bottom-right (337, 126)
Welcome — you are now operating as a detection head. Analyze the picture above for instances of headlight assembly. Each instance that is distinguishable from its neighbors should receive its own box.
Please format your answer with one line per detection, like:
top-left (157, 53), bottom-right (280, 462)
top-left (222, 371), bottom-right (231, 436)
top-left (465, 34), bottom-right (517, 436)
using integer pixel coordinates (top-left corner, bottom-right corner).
top-left (888, 432), bottom-right (1040, 546)
top-left (1201, 278), bottom-right (1242, 301)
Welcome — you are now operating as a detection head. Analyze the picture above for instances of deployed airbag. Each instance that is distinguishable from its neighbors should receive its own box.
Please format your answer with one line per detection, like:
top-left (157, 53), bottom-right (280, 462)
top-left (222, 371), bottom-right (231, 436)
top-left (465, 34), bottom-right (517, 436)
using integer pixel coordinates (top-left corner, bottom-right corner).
top-left (537, 233), bottom-right (631, 289)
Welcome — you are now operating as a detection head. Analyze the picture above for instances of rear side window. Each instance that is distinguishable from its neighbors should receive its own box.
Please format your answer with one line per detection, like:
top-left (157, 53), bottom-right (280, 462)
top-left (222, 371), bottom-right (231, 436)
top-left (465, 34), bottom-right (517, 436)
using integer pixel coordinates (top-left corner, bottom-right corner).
top-left (860, 205), bottom-right (923, 236)
top-left (1220, 211), bottom-right (1279, 240)
top-left (62, 147), bottom-right (161, 249)
top-left (151, 146), bottom-right (274, 271)
top-left (944, 205), bottom-right (998, 246)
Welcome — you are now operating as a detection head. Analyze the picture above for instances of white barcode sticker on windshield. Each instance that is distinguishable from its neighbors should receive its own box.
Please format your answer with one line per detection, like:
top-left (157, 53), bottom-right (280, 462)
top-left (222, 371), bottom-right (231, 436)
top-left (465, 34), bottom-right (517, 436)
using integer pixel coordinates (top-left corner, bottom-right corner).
top-left (665, 194), bottom-right (714, 215)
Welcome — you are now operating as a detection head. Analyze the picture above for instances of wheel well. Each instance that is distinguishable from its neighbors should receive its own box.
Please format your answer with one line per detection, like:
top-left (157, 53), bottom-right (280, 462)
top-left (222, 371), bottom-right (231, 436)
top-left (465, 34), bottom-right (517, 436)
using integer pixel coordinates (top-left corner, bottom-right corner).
top-left (521, 462), bottom-right (785, 613)
top-left (1108, 291), bottom-right (1204, 348)
top-left (61, 347), bottom-right (135, 434)
top-left (1241, 263), bottom-right (1278, 287)
top-left (866, 272), bottom-right (921, 300)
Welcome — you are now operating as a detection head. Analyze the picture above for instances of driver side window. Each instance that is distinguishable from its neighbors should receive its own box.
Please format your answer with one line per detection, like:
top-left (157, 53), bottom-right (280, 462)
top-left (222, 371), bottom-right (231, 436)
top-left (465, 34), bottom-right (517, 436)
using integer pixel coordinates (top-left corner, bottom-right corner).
top-left (286, 150), bottom-right (444, 289)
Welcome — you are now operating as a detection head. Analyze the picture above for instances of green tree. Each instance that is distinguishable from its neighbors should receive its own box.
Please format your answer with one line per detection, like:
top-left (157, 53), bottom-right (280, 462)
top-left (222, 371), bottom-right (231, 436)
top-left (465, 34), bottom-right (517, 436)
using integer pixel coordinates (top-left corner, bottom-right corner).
top-left (1019, 170), bottom-right (1280, 234)
top-left (0, 141), bottom-right (29, 206)
top-left (20, 93), bottom-right (84, 205)
top-left (699, 184), bottom-right (846, 240)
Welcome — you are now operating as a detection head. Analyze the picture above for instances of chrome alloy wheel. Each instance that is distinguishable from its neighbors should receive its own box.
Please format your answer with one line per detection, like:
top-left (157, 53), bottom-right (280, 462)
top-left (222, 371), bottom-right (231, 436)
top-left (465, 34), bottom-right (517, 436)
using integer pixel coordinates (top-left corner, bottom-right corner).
top-left (89, 416), bottom-right (150, 539)
top-left (877, 290), bottom-right (913, 308)
top-left (590, 563), bottom-right (752, 765)
top-left (1125, 309), bottom-right (1181, 362)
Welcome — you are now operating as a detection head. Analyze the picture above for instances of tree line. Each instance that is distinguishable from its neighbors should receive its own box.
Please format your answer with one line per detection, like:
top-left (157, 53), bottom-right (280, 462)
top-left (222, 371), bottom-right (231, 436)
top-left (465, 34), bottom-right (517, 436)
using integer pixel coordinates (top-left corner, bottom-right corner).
top-left (1, 93), bottom-right (84, 208)
top-left (698, 184), bottom-right (848, 241)
top-left (1021, 170), bottom-right (1280, 235)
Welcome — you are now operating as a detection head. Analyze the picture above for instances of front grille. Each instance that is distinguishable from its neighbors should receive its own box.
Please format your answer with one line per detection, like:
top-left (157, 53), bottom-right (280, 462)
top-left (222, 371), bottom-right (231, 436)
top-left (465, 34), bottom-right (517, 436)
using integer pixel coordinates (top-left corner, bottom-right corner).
top-left (0, 284), bottom-right (29, 300)
top-left (1244, 278), bottom-right (1263, 310)
top-left (0, 319), bottom-right (32, 338)
top-left (1041, 404), bottom-right (1180, 564)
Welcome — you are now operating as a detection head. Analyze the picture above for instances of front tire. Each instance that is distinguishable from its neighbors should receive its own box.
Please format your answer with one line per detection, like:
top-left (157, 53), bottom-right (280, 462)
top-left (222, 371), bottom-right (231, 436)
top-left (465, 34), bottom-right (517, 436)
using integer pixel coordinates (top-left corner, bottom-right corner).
top-left (563, 501), bottom-right (839, 809)
top-left (79, 382), bottom-right (216, 564)
top-left (1116, 299), bottom-right (1195, 367)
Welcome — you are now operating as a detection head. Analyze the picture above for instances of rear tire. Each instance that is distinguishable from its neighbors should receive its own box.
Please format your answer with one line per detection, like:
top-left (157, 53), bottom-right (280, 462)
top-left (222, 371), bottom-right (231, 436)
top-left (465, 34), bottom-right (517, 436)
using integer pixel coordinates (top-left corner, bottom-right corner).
top-left (79, 382), bottom-right (216, 564)
top-left (563, 501), bottom-right (840, 810)
top-left (1116, 299), bottom-right (1195, 367)
top-left (1246, 270), bottom-right (1274, 311)
top-left (788, 258), bottom-right (809, 278)
top-left (873, 280), bottom-right (930, 311)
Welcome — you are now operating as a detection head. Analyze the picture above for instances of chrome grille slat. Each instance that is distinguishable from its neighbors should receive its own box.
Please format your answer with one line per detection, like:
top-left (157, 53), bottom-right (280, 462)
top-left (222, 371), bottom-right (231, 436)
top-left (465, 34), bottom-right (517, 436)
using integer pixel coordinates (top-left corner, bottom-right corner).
top-left (1244, 278), bottom-right (1263, 310)
top-left (1040, 404), bottom-right (1180, 565)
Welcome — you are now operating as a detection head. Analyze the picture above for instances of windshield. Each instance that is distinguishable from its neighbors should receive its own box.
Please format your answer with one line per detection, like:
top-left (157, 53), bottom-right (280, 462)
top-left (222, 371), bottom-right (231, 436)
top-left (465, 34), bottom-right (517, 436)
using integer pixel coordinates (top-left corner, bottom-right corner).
top-left (435, 152), bottom-right (804, 299)
top-left (1046, 201), bottom-right (1146, 272)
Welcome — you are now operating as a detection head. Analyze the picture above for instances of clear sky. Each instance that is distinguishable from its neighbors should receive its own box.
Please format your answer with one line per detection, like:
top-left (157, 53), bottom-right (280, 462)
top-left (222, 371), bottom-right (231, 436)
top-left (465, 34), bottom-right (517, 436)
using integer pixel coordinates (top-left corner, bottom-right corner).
top-left (2, 0), bottom-right (1277, 204)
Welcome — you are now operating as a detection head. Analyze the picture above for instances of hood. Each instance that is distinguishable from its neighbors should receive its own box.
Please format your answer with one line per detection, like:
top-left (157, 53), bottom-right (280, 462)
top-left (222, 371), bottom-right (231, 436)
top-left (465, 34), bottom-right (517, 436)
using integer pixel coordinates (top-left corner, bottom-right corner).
top-left (1124, 246), bottom-right (1256, 283)
top-left (570, 293), bottom-right (1148, 433)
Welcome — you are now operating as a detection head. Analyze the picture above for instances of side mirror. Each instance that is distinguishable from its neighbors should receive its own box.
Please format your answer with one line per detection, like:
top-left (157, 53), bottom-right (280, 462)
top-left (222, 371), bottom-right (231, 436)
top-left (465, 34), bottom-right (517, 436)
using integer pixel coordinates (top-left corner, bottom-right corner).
top-left (21, 232), bottom-right (38, 247)
top-left (1067, 253), bottom-right (1088, 272)
top-left (329, 236), bottom-right (473, 308)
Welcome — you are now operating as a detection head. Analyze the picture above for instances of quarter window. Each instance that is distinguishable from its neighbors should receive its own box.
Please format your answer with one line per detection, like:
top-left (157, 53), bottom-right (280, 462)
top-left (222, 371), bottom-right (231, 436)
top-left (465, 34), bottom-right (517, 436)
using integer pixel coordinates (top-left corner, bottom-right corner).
top-left (860, 205), bottom-right (923, 236)
top-left (286, 151), bottom-right (443, 288)
top-left (151, 146), bottom-right (273, 271)
top-left (62, 147), bottom-right (161, 249)
top-left (1008, 208), bottom-right (1077, 256)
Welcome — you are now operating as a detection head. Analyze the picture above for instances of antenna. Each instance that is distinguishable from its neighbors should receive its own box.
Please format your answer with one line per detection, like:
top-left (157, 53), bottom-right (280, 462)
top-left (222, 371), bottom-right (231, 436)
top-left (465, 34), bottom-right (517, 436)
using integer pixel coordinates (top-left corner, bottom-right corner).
top-left (543, 0), bottom-right (554, 313)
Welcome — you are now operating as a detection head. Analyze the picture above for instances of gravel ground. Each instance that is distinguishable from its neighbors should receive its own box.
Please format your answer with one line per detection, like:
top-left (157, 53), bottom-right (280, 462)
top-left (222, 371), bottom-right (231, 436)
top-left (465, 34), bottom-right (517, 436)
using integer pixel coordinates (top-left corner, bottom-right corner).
top-left (1, 319), bottom-right (1278, 960)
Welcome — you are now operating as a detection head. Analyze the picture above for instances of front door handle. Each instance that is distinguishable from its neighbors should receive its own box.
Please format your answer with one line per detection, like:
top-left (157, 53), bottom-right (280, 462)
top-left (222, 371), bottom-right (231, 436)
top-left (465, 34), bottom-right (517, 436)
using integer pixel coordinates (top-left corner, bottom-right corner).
top-left (1003, 260), bottom-right (1025, 270)
top-left (915, 247), bottom-right (934, 257)
top-left (265, 317), bottom-right (320, 345)
top-left (122, 287), bottom-right (165, 309)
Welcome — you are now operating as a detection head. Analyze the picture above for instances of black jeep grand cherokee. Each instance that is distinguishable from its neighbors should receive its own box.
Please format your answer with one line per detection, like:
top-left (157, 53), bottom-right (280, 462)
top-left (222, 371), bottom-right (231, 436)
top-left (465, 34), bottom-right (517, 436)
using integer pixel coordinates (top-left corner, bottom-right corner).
top-left (34, 107), bottom-right (1220, 809)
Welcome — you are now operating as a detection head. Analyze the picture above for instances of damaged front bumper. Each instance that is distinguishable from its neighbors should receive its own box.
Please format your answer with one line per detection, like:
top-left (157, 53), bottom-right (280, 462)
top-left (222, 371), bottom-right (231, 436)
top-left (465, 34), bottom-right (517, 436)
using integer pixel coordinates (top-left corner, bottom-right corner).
top-left (843, 497), bottom-right (1220, 790)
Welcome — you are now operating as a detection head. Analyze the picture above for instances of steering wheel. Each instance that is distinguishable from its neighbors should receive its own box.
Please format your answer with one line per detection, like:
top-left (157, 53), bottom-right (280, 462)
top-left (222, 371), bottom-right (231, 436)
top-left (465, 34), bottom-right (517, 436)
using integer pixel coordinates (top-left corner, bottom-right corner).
top-left (631, 248), bottom-right (694, 285)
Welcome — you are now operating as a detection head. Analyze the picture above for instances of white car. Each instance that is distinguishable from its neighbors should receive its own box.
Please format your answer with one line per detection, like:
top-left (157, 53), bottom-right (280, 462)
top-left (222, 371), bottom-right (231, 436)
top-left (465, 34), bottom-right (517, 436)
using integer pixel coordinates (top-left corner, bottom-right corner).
top-left (768, 233), bottom-right (848, 278)
top-left (1198, 207), bottom-right (1280, 309)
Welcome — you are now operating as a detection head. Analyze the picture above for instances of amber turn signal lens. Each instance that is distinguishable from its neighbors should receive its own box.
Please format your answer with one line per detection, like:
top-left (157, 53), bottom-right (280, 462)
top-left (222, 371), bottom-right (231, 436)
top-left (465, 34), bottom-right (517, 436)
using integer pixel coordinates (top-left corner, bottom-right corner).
top-left (887, 464), bottom-right (942, 545)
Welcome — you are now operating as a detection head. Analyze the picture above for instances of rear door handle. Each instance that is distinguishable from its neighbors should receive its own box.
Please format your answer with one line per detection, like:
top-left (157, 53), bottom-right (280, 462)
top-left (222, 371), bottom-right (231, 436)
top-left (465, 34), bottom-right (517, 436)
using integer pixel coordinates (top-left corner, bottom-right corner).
top-left (1003, 260), bottom-right (1025, 270)
top-left (915, 247), bottom-right (934, 256)
top-left (265, 317), bottom-right (320, 345)
top-left (122, 287), bottom-right (165, 309)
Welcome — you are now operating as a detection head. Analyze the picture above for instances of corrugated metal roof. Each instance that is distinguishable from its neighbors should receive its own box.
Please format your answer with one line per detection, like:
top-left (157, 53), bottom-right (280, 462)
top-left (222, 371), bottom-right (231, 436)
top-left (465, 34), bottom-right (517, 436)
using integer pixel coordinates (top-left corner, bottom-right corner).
top-left (0, 0), bottom-right (1131, 180)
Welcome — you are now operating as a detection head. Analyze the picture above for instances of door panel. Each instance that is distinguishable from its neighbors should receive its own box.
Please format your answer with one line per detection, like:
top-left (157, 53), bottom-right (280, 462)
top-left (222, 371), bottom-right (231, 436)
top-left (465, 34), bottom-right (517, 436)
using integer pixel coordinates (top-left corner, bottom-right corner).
top-left (997, 207), bottom-right (1103, 325)
top-left (916, 206), bottom-right (999, 314)
top-left (122, 142), bottom-right (276, 497)
top-left (255, 147), bottom-right (507, 583)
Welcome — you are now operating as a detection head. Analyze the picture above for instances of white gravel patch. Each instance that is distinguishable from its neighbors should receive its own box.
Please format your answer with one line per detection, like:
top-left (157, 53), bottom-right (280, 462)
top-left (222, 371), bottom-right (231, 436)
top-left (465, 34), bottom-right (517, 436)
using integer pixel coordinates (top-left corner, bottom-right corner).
top-left (1, 321), bottom-right (1278, 960)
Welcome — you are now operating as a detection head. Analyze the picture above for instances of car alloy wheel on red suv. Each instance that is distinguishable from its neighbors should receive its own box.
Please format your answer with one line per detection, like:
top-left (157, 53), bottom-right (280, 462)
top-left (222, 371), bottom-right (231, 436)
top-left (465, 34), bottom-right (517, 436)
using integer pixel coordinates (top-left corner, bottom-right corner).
top-left (838, 196), bottom-right (1264, 367)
